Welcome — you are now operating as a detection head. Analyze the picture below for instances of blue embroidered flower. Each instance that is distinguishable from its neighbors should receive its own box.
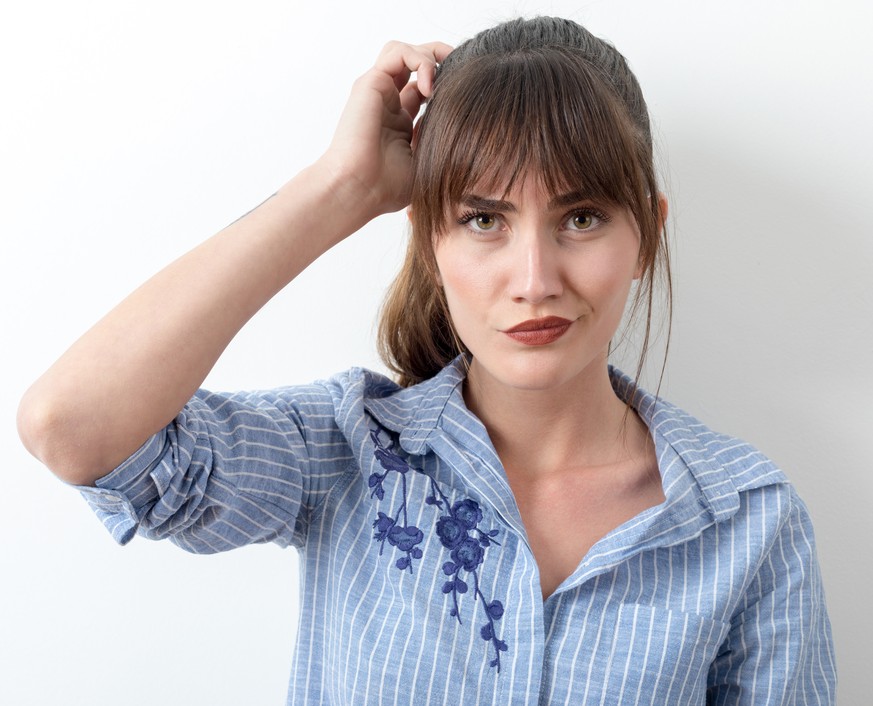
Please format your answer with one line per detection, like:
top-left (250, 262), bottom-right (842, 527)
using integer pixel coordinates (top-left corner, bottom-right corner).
top-left (367, 421), bottom-right (509, 672)
top-left (435, 516), bottom-right (467, 549)
top-left (451, 499), bottom-right (483, 529)
top-left (388, 525), bottom-right (424, 552)
top-left (451, 536), bottom-right (485, 571)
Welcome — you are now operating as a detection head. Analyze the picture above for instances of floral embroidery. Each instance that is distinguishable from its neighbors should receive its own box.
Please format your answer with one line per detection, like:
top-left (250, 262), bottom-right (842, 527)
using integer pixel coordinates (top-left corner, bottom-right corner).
top-left (368, 425), bottom-right (509, 672)
top-left (368, 429), bottom-right (425, 573)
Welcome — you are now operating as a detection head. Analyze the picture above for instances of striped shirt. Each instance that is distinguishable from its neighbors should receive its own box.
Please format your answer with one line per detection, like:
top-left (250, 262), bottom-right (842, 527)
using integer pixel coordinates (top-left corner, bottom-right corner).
top-left (78, 358), bottom-right (836, 704)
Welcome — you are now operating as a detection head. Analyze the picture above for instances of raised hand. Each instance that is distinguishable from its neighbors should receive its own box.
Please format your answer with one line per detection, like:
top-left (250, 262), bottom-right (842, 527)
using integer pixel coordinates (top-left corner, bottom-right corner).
top-left (320, 41), bottom-right (453, 219)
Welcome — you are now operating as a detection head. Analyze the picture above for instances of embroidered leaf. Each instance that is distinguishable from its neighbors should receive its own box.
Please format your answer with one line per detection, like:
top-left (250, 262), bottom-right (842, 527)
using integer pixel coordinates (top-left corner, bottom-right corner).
top-left (442, 561), bottom-right (457, 576)
top-left (442, 581), bottom-right (455, 594)
top-left (372, 512), bottom-right (395, 541)
top-left (375, 447), bottom-right (409, 473)
top-left (480, 623), bottom-right (493, 641)
top-left (455, 579), bottom-right (468, 594)
top-left (396, 556), bottom-right (410, 571)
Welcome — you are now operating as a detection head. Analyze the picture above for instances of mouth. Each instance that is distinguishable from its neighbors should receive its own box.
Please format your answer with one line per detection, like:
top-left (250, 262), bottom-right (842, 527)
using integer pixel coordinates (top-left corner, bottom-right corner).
top-left (502, 316), bottom-right (573, 346)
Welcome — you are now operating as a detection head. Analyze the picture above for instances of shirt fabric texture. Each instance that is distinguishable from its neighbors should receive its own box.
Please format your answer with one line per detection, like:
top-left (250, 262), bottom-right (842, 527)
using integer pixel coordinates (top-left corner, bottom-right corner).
top-left (78, 358), bottom-right (837, 705)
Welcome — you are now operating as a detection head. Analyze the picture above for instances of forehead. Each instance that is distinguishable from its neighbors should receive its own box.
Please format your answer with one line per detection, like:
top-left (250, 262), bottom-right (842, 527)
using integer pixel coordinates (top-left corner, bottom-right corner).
top-left (456, 180), bottom-right (601, 211)
top-left (447, 160), bottom-right (590, 200)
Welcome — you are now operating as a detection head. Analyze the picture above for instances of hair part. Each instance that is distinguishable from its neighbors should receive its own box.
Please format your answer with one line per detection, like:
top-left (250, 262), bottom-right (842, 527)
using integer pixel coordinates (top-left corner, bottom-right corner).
top-left (378, 16), bottom-right (672, 389)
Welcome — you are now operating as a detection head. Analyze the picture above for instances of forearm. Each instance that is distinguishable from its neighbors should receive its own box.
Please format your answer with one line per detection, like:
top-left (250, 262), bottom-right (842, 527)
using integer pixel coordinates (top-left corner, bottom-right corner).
top-left (18, 161), bottom-right (374, 485)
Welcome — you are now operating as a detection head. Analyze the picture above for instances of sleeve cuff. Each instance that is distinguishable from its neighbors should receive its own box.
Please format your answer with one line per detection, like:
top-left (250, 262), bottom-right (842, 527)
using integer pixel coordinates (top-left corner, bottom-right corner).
top-left (74, 430), bottom-right (168, 545)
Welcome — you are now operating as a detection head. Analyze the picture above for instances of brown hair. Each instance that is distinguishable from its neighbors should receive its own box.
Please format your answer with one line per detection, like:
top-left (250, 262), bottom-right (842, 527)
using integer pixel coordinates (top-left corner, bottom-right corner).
top-left (378, 16), bottom-right (671, 387)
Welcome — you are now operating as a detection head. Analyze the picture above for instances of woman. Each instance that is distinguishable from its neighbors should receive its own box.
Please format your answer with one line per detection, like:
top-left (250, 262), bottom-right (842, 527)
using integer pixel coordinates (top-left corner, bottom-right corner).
top-left (18, 16), bottom-right (835, 705)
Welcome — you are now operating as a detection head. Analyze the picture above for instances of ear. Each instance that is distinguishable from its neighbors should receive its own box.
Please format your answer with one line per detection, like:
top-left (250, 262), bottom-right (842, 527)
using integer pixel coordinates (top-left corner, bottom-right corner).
top-left (634, 193), bottom-right (669, 279)
top-left (656, 192), bottom-right (669, 230)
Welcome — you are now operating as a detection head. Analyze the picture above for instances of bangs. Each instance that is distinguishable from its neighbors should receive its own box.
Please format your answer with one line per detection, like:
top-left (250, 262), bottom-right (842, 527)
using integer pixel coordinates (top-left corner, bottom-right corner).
top-left (412, 48), bottom-right (653, 235)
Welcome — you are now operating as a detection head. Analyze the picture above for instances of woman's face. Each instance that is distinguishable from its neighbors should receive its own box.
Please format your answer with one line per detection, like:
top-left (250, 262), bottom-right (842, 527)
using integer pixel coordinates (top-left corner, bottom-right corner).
top-left (434, 177), bottom-right (643, 395)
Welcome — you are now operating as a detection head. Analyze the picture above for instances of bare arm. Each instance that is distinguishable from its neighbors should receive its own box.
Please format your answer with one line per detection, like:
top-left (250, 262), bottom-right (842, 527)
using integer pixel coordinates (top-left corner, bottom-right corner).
top-left (17, 40), bottom-right (453, 486)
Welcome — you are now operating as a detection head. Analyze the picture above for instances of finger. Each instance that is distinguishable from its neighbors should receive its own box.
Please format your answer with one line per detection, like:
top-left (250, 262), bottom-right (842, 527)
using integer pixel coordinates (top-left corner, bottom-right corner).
top-left (375, 41), bottom-right (454, 98)
top-left (410, 41), bottom-right (453, 97)
top-left (418, 40), bottom-right (454, 63)
top-left (399, 80), bottom-right (425, 122)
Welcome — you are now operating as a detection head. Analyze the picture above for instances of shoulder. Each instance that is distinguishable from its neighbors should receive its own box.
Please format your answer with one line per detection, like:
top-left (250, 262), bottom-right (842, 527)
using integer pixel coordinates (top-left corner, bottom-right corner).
top-left (650, 394), bottom-right (789, 494)
top-left (611, 367), bottom-right (806, 531)
top-left (636, 387), bottom-right (826, 592)
top-left (313, 359), bottom-right (465, 436)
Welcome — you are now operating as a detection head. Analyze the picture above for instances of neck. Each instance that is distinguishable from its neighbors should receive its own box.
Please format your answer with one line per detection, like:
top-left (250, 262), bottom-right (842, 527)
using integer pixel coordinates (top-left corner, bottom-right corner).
top-left (463, 358), bottom-right (646, 479)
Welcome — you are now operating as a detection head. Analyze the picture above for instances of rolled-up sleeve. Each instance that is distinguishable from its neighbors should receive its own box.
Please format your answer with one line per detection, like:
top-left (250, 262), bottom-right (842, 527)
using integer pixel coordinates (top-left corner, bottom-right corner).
top-left (75, 383), bottom-right (355, 553)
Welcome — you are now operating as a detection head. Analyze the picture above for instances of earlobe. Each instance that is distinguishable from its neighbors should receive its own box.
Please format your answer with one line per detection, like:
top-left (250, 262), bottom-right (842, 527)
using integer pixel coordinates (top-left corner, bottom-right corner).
top-left (634, 193), bottom-right (669, 279)
top-left (657, 193), bottom-right (669, 230)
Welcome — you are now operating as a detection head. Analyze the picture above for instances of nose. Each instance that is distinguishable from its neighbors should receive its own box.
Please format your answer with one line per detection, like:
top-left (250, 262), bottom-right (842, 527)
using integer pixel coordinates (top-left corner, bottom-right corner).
top-left (507, 233), bottom-right (564, 304)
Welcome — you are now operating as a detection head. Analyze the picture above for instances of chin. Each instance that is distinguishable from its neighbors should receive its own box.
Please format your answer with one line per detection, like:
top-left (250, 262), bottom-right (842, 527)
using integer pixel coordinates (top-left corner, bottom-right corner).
top-left (469, 351), bottom-right (603, 394)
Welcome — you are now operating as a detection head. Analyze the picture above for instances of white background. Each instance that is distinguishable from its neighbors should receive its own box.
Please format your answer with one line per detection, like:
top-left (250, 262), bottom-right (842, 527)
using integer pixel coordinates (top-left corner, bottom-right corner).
top-left (1, 1), bottom-right (869, 703)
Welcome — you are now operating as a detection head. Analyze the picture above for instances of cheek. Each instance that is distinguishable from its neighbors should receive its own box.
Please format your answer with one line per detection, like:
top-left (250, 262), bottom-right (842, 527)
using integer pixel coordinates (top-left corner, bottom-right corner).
top-left (436, 246), bottom-right (496, 312)
top-left (574, 242), bottom-right (639, 298)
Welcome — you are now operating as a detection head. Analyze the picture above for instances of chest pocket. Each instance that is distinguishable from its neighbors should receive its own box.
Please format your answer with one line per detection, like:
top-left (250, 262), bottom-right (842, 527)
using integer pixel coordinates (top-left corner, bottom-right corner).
top-left (593, 603), bottom-right (730, 705)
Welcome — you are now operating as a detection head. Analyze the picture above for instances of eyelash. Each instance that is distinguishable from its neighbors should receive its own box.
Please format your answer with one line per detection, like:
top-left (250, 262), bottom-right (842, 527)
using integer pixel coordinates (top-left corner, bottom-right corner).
top-left (456, 207), bottom-right (611, 233)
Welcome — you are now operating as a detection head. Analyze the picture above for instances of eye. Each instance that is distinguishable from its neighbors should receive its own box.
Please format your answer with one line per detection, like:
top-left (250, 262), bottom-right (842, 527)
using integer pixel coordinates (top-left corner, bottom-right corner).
top-left (458, 210), bottom-right (501, 232)
top-left (571, 212), bottom-right (595, 229)
top-left (564, 207), bottom-right (609, 232)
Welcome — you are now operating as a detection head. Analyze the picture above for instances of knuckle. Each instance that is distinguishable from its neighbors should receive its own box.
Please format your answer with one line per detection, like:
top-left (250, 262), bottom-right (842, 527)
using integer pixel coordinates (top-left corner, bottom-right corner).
top-left (382, 39), bottom-right (405, 53)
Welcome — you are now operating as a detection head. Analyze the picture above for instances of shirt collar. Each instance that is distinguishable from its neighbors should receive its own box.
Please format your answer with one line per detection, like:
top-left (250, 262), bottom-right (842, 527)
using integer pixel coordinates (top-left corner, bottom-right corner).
top-left (609, 366), bottom-right (742, 523)
top-left (363, 356), bottom-right (745, 525)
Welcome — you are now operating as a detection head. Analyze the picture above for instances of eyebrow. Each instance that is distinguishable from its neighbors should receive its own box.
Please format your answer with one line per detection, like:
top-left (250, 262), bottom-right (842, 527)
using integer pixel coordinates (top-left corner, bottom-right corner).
top-left (460, 190), bottom-right (592, 212)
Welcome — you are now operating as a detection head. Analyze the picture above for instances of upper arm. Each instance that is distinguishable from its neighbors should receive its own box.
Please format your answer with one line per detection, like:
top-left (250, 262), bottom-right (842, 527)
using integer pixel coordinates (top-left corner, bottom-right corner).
top-left (706, 492), bottom-right (837, 704)
top-left (76, 383), bottom-right (355, 552)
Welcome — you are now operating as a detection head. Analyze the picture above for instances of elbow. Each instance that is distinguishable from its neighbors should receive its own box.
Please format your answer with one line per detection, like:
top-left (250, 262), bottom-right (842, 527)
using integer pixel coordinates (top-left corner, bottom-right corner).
top-left (17, 385), bottom-right (54, 464)
top-left (17, 385), bottom-right (101, 486)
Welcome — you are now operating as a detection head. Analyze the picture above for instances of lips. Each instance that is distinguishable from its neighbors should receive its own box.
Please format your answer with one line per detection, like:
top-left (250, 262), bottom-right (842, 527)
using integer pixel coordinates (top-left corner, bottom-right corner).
top-left (503, 316), bottom-right (573, 345)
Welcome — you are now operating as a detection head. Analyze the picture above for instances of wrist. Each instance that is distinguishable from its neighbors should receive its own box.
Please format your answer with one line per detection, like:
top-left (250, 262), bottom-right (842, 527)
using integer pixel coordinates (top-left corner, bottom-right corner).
top-left (281, 159), bottom-right (382, 241)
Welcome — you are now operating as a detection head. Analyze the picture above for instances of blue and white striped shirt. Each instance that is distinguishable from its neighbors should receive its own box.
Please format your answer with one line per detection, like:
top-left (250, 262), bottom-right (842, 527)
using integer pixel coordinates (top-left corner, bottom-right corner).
top-left (78, 358), bottom-right (836, 704)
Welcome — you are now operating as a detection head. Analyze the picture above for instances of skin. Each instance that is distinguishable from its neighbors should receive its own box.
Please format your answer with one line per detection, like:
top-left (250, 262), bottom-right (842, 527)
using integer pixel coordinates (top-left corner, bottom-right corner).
top-left (437, 178), bottom-right (643, 399)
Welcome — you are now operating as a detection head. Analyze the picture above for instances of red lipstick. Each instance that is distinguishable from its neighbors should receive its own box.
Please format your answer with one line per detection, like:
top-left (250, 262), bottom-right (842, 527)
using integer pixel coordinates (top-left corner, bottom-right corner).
top-left (503, 316), bottom-right (572, 346)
